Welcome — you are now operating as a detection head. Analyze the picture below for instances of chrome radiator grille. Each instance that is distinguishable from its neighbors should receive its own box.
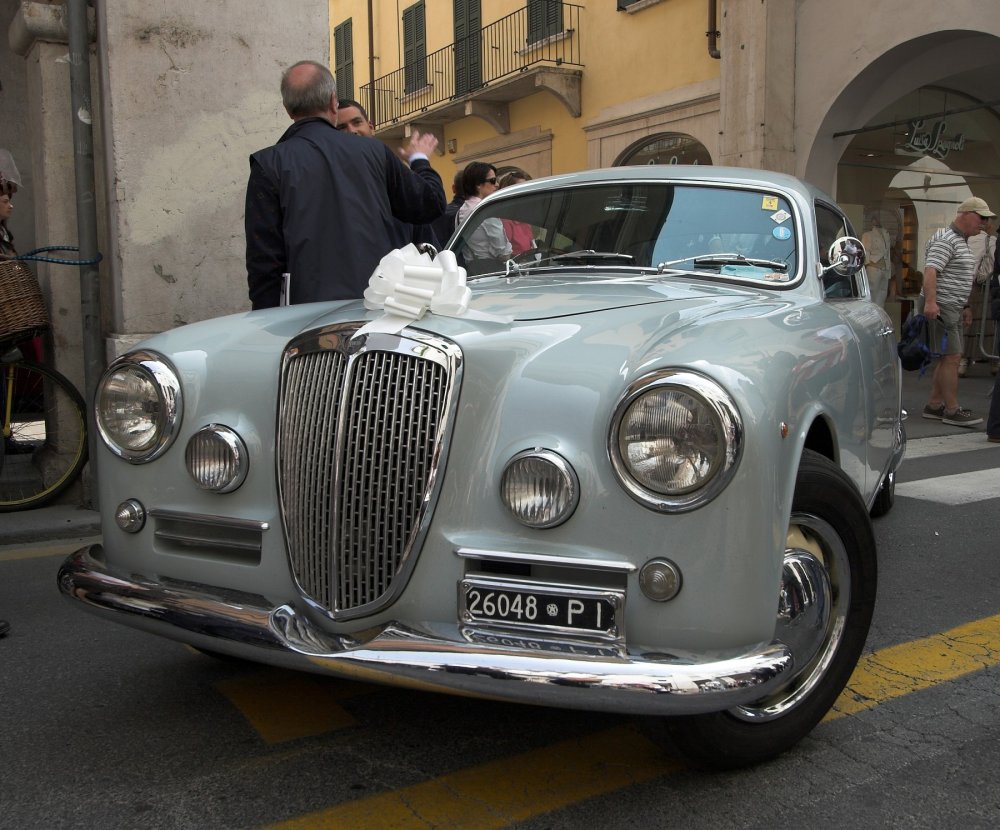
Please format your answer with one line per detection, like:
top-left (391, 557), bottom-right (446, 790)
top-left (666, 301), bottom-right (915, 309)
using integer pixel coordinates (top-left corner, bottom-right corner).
top-left (278, 326), bottom-right (459, 619)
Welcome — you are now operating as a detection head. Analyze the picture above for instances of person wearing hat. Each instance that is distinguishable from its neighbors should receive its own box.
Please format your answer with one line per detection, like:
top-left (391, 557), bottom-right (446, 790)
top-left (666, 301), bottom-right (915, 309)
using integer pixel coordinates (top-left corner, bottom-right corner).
top-left (918, 196), bottom-right (996, 427)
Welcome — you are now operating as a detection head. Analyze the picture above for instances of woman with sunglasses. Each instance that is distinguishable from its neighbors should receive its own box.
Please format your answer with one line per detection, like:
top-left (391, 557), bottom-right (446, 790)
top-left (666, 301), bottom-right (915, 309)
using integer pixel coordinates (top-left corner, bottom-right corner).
top-left (456, 161), bottom-right (511, 275)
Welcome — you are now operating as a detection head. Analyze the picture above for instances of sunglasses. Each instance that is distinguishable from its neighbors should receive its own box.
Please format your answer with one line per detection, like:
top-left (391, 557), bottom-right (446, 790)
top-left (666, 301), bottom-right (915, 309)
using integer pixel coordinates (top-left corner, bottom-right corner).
top-left (483, 177), bottom-right (498, 185)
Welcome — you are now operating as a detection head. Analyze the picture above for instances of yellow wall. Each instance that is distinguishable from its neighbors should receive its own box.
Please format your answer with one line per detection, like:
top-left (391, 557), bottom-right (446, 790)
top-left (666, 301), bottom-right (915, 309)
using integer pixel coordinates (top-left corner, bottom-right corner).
top-left (330, 0), bottom-right (722, 177)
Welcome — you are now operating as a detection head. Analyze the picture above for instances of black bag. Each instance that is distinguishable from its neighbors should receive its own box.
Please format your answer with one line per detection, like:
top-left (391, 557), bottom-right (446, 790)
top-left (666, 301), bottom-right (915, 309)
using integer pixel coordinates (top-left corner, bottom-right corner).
top-left (896, 313), bottom-right (935, 372)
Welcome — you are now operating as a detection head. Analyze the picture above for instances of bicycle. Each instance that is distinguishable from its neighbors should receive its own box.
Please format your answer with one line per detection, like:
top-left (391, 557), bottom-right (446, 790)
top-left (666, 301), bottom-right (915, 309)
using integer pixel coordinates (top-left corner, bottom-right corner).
top-left (0, 247), bottom-right (94, 511)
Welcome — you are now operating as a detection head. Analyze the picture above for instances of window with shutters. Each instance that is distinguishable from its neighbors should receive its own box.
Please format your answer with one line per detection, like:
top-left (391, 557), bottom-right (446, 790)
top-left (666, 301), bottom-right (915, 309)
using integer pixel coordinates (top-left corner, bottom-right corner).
top-left (527, 0), bottom-right (563, 44)
top-left (402, 2), bottom-right (427, 94)
top-left (334, 19), bottom-right (354, 102)
top-left (454, 0), bottom-right (482, 97)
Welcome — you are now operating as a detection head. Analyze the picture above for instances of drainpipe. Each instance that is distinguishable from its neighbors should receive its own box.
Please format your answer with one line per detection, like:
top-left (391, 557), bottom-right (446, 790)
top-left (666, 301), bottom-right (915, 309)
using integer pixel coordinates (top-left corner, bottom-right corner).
top-left (367, 0), bottom-right (376, 125)
top-left (707, 0), bottom-right (721, 59)
top-left (66, 0), bottom-right (103, 507)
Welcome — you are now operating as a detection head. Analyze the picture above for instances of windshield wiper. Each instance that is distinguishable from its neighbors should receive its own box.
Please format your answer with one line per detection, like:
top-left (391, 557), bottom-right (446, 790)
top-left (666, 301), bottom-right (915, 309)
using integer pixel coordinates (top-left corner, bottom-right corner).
top-left (499, 249), bottom-right (637, 278)
top-left (656, 252), bottom-right (789, 274)
top-left (549, 250), bottom-right (636, 265)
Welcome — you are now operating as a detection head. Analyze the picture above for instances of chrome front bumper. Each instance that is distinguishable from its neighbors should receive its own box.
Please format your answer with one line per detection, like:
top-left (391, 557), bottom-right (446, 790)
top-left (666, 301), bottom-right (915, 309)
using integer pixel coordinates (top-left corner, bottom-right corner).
top-left (58, 545), bottom-right (793, 717)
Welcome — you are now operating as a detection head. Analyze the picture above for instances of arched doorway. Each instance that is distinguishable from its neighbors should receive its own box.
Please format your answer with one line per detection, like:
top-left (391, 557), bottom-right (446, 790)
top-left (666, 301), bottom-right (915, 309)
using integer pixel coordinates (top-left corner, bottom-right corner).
top-left (615, 133), bottom-right (712, 167)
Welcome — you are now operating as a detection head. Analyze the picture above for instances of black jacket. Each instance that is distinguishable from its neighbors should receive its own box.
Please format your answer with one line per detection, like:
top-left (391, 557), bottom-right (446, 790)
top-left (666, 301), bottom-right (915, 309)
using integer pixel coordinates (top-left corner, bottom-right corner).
top-left (245, 117), bottom-right (445, 309)
top-left (430, 195), bottom-right (465, 247)
top-left (992, 233), bottom-right (1000, 321)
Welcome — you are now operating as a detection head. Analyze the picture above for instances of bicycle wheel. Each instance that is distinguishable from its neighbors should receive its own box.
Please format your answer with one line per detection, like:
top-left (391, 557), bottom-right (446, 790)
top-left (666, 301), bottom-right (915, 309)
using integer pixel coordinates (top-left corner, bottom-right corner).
top-left (0, 359), bottom-right (88, 511)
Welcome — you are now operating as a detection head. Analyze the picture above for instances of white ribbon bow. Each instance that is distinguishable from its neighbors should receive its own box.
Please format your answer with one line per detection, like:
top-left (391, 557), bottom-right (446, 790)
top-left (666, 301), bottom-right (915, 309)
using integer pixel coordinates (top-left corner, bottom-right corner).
top-left (359, 245), bottom-right (510, 335)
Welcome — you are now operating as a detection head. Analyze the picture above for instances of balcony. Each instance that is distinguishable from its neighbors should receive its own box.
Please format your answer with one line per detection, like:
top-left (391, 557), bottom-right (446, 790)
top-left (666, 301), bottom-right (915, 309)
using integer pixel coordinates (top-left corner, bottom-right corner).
top-left (360, 2), bottom-right (583, 141)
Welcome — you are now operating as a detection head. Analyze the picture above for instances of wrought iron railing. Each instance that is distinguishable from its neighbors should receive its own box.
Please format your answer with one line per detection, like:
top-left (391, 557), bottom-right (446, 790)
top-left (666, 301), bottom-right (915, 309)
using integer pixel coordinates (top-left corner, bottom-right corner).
top-left (360, 2), bottom-right (583, 131)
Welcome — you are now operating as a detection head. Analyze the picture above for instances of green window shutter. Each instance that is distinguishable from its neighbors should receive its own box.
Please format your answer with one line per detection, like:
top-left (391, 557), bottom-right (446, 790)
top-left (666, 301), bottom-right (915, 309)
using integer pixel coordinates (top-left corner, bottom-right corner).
top-left (334, 19), bottom-right (354, 101)
top-left (403, 2), bottom-right (427, 93)
top-left (527, 0), bottom-right (563, 44)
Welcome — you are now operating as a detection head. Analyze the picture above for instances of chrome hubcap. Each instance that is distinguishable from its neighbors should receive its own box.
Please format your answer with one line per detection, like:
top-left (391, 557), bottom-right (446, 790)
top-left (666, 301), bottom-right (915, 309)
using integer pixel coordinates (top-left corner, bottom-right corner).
top-left (731, 516), bottom-right (848, 722)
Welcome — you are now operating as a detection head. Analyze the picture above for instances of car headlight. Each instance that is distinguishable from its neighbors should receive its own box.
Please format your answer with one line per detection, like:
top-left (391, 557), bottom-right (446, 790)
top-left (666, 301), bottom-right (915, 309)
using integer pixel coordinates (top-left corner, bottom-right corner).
top-left (501, 449), bottom-right (579, 528)
top-left (609, 370), bottom-right (742, 512)
top-left (186, 425), bottom-right (249, 493)
top-left (96, 350), bottom-right (182, 463)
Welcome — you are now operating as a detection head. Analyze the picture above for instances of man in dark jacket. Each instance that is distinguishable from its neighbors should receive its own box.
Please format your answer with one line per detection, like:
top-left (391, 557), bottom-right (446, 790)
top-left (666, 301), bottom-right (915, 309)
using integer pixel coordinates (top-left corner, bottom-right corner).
top-left (335, 98), bottom-right (444, 250)
top-left (245, 61), bottom-right (445, 309)
top-left (431, 169), bottom-right (465, 246)
top-left (987, 227), bottom-right (1000, 442)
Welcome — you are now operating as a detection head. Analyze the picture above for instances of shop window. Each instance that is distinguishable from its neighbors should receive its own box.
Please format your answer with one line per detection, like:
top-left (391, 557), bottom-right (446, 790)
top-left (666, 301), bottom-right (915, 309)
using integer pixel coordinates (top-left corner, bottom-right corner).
top-left (403, 2), bottom-right (427, 94)
top-left (616, 133), bottom-right (713, 167)
top-left (334, 19), bottom-right (354, 102)
top-left (527, 0), bottom-right (563, 44)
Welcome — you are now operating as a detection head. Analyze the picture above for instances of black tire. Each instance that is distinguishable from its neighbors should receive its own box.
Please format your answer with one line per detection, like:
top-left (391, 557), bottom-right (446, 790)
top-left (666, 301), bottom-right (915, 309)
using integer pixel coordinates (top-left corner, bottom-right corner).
top-left (0, 360), bottom-right (88, 511)
top-left (657, 449), bottom-right (877, 770)
top-left (869, 470), bottom-right (895, 518)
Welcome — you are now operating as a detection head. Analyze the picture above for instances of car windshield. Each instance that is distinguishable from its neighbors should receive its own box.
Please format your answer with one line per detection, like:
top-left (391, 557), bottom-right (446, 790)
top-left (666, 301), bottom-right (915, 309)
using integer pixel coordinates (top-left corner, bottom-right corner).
top-left (450, 182), bottom-right (799, 284)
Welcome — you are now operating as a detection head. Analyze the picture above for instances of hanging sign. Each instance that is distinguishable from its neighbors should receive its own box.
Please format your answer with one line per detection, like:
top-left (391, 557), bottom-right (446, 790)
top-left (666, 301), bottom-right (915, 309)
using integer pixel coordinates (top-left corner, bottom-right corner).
top-left (903, 119), bottom-right (966, 160)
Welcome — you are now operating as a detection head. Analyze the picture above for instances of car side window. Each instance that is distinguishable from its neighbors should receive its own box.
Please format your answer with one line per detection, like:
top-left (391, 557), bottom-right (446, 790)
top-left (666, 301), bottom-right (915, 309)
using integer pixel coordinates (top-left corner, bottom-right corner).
top-left (816, 203), bottom-right (859, 299)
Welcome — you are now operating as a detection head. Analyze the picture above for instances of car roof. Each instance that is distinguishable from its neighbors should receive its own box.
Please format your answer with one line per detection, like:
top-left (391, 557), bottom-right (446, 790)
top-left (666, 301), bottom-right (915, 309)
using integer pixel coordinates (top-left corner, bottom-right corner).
top-left (492, 165), bottom-right (834, 208)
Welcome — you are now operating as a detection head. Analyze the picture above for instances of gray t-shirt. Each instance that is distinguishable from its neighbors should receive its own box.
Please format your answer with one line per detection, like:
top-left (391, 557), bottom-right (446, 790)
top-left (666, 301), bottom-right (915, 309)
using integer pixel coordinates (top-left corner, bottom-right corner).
top-left (922, 225), bottom-right (974, 308)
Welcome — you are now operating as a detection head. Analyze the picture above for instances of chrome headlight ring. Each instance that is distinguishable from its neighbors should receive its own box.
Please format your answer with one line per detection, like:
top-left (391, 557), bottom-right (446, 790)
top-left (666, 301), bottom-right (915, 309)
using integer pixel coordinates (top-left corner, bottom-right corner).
top-left (95, 350), bottom-right (183, 464)
top-left (500, 448), bottom-right (580, 529)
top-left (609, 369), bottom-right (743, 513)
top-left (186, 424), bottom-right (249, 493)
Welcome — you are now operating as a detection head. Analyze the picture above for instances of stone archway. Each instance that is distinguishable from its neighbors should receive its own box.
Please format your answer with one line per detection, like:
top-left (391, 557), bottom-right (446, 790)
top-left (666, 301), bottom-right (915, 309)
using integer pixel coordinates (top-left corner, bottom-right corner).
top-left (797, 16), bottom-right (1000, 193)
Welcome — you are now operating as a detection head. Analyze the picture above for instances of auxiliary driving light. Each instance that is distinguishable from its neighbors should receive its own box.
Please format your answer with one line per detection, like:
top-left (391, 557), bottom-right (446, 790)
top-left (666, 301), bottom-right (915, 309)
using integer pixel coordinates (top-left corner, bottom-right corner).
top-left (185, 424), bottom-right (249, 493)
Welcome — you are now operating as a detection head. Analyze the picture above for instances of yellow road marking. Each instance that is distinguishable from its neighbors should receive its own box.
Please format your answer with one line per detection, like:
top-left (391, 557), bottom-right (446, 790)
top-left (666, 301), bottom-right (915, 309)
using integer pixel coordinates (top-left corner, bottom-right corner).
top-left (253, 612), bottom-right (1000, 829)
top-left (263, 725), bottom-right (678, 830)
top-left (215, 672), bottom-right (363, 744)
top-left (828, 612), bottom-right (1000, 719)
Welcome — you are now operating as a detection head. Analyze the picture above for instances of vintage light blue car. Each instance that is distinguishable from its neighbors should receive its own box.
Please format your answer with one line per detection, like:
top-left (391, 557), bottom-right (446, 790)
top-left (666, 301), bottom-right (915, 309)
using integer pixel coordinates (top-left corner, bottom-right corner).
top-left (60, 166), bottom-right (904, 769)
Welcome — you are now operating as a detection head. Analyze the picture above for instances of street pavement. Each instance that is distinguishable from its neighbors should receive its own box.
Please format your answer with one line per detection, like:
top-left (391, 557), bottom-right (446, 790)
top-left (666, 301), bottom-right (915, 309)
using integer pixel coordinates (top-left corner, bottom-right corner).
top-left (0, 362), bottom-right (996, 548)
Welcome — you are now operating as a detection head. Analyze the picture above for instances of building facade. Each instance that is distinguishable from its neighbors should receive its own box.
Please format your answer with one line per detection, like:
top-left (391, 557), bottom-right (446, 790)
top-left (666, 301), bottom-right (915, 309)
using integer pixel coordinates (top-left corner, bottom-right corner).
top-left (334, 0), bottom-right (999, 287)
top-left (1, 1), bottom-right (998, 505)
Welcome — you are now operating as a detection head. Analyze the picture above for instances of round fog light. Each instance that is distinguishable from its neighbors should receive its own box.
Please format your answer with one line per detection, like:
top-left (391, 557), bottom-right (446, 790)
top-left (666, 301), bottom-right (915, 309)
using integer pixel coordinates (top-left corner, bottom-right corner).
top-left (500, 449), bottom-right (579, 528)
top-left (115, 499), bottom-right (146, 533)
top-left (639, 558), bottom-right (682, 602)
top-left (186, 425), bottom-right (249, 493)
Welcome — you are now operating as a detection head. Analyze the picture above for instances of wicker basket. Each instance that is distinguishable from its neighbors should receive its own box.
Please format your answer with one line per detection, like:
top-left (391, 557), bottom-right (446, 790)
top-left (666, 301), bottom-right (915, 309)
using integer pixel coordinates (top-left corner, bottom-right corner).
top-left (0, 259), bottom-right (50, 347)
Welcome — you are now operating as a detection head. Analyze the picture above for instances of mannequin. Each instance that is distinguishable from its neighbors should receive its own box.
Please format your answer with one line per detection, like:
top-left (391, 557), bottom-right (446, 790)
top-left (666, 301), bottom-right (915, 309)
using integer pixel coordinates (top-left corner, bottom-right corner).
top-left (862, 216), bottom-right (892, 307)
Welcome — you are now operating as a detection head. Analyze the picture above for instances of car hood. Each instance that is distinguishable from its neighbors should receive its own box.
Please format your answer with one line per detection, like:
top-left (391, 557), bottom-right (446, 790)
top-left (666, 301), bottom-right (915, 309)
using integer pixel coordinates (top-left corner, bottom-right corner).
top-left (453, 274), bottom-right (729, 320)
top-left (135, 274), bottom-right (785, 358)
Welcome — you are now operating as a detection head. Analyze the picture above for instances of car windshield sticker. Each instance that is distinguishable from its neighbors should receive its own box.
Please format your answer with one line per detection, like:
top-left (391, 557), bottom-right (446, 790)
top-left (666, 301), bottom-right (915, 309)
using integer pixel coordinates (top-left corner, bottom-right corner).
top-left (772, 225), bottom-right (792, 240)
top-left (770, 209), bottom-right (791, 224)
top-left (761, 196), bottom-right (779, 211)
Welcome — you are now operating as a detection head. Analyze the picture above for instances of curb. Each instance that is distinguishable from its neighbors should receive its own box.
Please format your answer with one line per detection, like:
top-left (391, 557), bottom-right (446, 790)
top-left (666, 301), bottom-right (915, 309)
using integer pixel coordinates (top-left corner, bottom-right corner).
top-left (0, 505), bottom-right (101, 547)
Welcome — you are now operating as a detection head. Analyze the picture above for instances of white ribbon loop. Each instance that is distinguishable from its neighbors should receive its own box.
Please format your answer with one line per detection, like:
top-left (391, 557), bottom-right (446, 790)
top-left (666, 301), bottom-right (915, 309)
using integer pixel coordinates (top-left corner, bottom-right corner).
top-left (359, 245), bottom-right (510, 334)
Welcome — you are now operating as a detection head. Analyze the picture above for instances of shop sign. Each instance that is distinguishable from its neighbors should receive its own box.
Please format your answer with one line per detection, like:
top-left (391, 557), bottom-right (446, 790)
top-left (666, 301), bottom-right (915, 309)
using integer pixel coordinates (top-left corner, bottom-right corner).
top-left (903, 119), bottom-right (966, 160)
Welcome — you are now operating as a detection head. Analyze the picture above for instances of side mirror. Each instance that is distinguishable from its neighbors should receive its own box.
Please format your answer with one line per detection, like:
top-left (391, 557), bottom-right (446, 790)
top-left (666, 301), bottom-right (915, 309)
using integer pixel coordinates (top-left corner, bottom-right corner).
top-left (825, 236), bottom-right (866, 276)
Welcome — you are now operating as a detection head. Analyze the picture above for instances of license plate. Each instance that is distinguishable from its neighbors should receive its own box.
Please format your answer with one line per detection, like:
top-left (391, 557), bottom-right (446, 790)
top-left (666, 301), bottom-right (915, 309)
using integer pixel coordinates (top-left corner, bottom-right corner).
top-left (459, 578), bottom-right (622, 638)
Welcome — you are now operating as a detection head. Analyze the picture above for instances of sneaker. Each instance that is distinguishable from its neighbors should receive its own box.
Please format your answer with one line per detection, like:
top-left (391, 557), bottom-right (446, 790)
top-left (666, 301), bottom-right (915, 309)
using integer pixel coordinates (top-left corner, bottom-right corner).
top-left (958, 357), bottom-right (969, 377)
top-left (988, 435), bottom-right (1000, 443)
top-left (942, 407), bottom-right (983, 427)
top-left (921, 403), bottom-right (946, 420)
